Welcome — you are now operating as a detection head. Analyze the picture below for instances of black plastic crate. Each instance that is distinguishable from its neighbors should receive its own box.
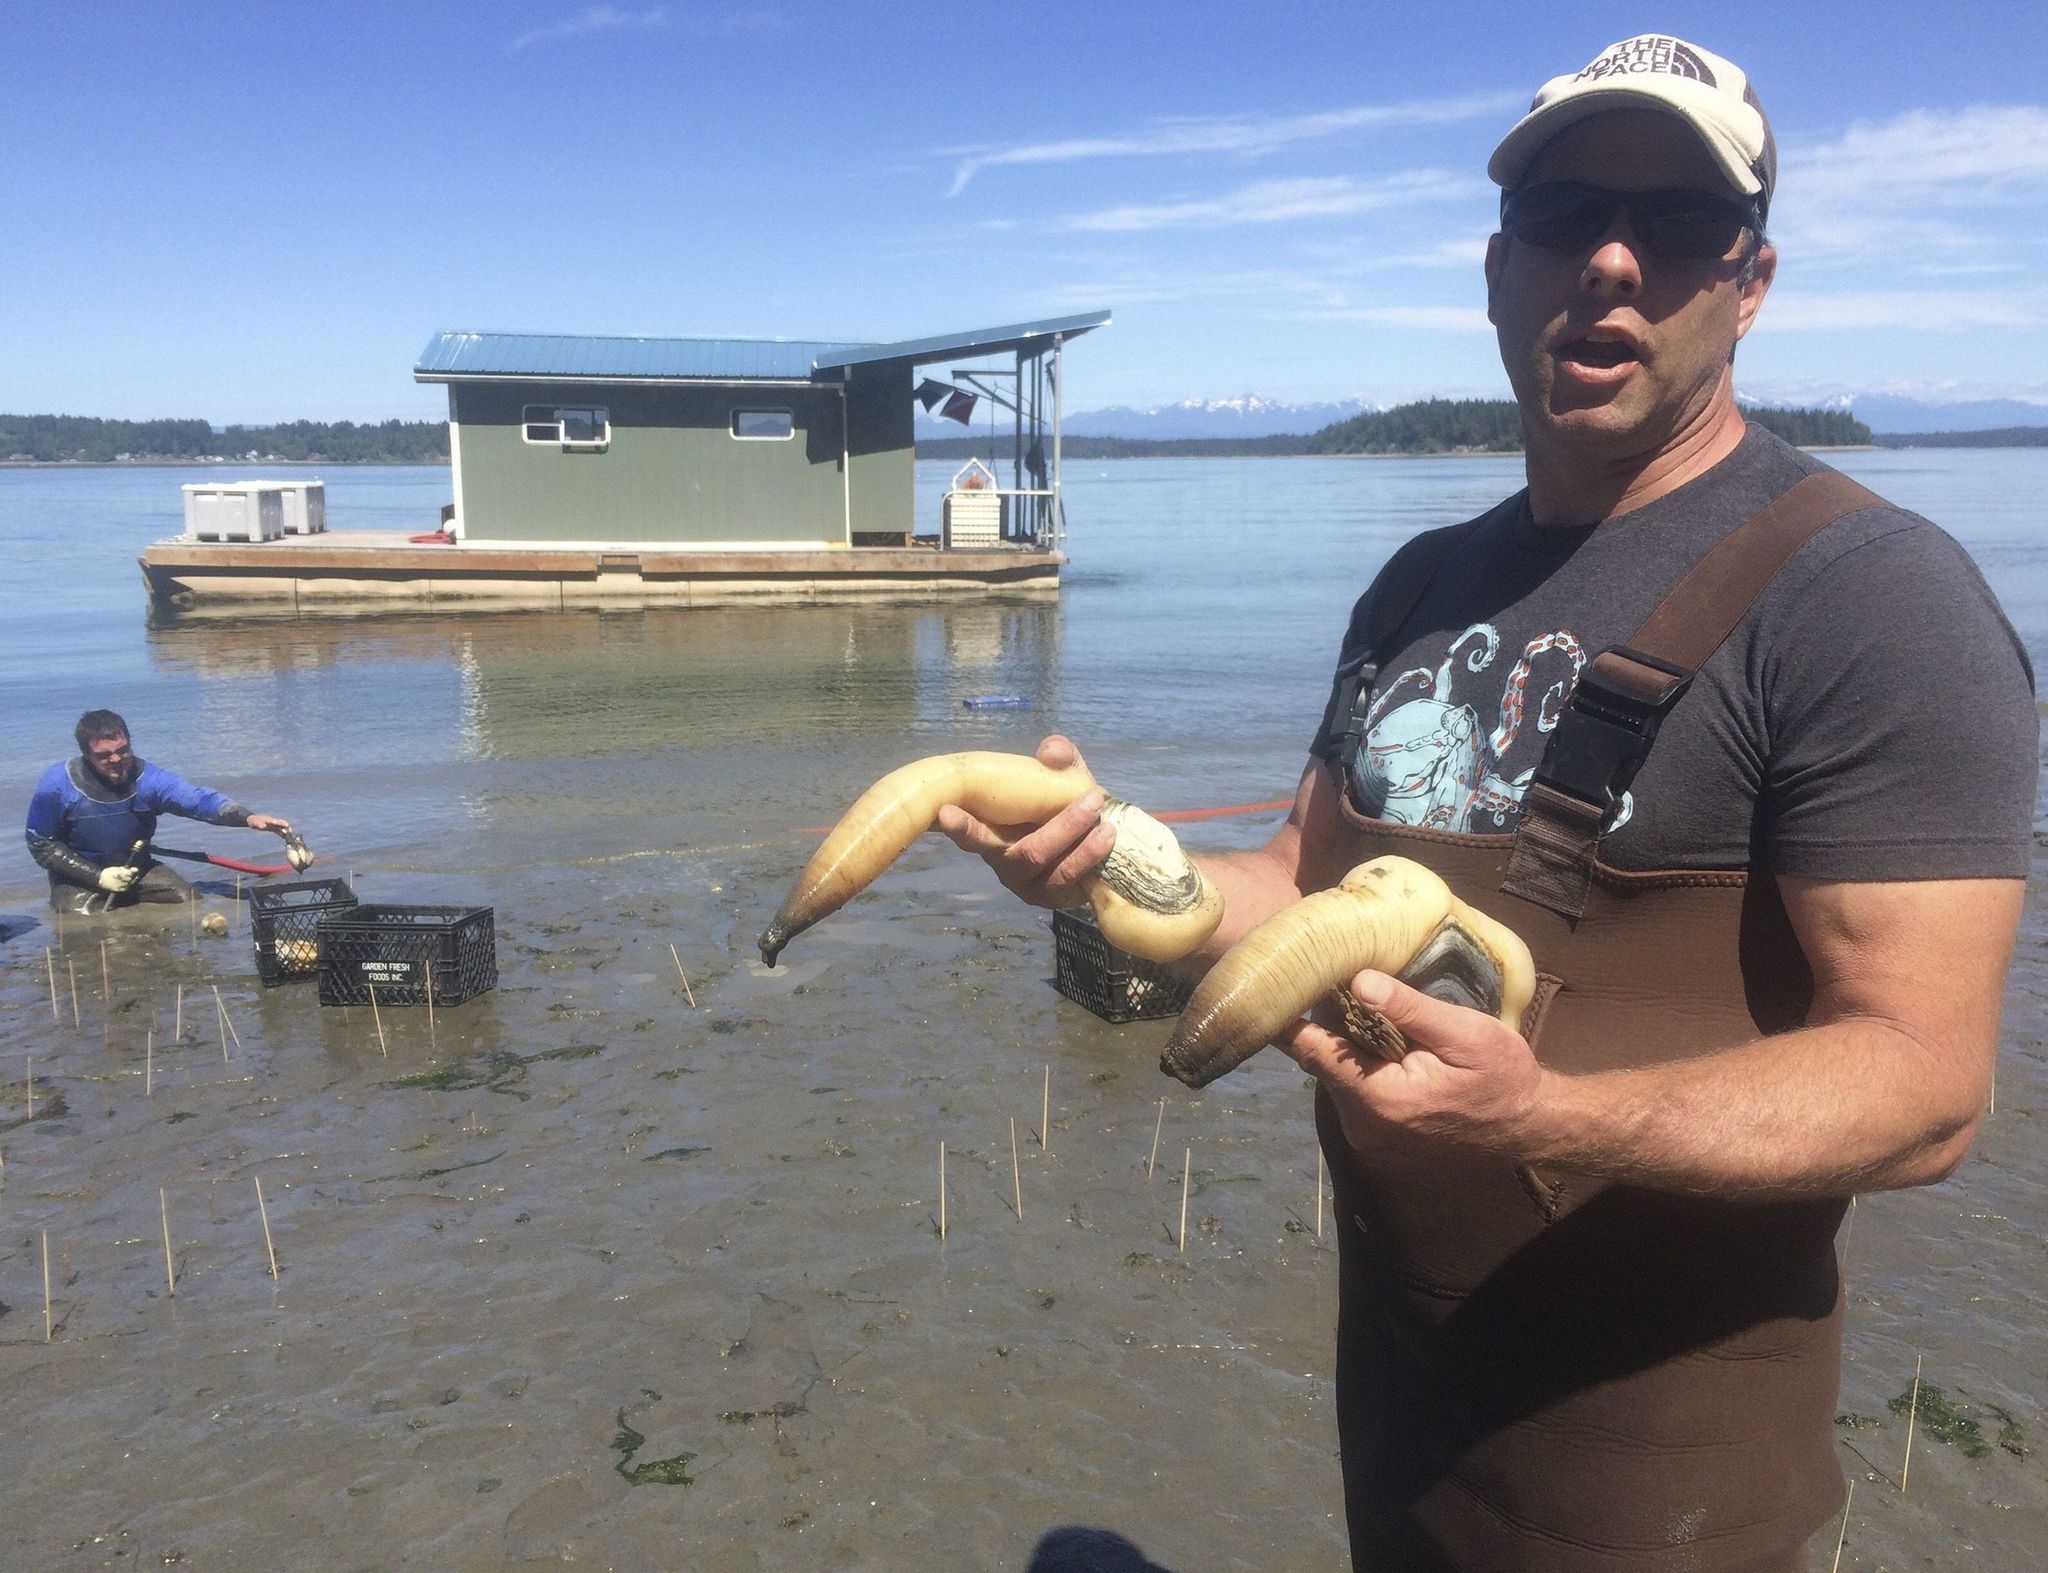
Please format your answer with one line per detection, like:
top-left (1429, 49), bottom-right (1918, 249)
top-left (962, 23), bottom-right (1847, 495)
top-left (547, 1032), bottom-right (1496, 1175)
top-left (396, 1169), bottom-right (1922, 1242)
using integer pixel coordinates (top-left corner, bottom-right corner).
top-left (317, 903), bottom-right (497, 1007)
top-left (1051, 907), bottom-right (1194, 1024)
top-left (249, 877), bottom-right (359, 987)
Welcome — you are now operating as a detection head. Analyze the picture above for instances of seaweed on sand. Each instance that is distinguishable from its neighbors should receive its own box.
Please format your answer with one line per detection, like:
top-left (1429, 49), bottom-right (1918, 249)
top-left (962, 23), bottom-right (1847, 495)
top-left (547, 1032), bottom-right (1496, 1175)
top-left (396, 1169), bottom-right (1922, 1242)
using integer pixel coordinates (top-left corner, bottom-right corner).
top-left (1884, 1382), bottom-right (2028, 1460)
top-left (610, 1410), bottom-right (695, 1486)
top-left (385, 1044), bottom-right (603, 1101)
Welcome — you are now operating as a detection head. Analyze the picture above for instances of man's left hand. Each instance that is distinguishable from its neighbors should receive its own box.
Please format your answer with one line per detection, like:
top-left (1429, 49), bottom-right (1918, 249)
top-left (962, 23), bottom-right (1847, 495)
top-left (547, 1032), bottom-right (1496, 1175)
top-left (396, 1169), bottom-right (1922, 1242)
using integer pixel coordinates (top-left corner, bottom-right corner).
top-left (1278, 969), bottom-right (1546, 1155)
top-left (247, 813), bottom-right (291, 837)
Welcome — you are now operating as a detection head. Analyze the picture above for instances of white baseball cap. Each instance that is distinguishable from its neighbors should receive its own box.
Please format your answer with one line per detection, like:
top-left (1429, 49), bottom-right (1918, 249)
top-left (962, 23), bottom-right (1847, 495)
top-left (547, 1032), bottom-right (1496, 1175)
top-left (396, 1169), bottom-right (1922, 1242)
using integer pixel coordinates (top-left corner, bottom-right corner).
top-left (1489, 35), bottom-right (1777, 220)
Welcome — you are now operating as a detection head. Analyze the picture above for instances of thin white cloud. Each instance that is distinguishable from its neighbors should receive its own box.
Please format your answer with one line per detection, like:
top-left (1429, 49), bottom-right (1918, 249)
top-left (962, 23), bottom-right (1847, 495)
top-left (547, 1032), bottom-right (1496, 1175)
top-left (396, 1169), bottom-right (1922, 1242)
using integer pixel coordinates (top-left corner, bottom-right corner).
top-left (1761, 289), bottom-right (2047, 332)
top-left (943, 93), bottom-right (1519, 195)
top-left (509, 4), bottom-right (782, 52)
top-left (1062, 171), bottom-right (1483, 233)
top-left (1774, 105), bottom-right (2048, 262)
top-left (1783, 105), bottom-right (2048, 202)
top-left (1035, 269), bottom-right (1352, 312)
top-left (512, 5), bottom-right (668, 50)
top-left (1379, 237), bottom-right (1492, 268)
top-left (1292, 304), bottom-right (1494, 333)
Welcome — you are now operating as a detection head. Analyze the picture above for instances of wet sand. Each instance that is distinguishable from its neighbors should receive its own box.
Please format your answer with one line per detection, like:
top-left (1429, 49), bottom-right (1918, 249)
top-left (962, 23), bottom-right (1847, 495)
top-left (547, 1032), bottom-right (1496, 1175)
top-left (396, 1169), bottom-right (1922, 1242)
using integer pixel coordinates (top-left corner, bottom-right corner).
top-left (3, 834), bottom-right (2044, 1572)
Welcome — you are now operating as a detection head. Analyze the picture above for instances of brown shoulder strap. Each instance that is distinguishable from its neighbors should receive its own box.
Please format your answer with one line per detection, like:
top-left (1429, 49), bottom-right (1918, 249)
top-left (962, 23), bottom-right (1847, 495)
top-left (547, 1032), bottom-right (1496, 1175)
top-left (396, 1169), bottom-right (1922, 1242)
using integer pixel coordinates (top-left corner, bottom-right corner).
top-left (1502, 470), bottom-right (1886, 920)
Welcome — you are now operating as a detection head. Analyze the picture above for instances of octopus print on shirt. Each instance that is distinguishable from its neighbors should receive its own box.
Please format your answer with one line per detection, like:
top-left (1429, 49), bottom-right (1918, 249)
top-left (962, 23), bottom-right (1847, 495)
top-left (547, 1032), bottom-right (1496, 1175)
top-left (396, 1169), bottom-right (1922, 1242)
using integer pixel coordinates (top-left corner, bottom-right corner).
top-left (1346, 622), bottom-right (1633, 835)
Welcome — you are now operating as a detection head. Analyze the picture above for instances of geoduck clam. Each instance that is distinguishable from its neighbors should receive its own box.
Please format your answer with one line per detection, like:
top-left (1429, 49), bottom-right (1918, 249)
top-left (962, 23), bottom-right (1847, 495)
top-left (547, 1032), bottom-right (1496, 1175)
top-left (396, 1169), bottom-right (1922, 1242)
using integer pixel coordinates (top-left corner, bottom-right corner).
top-left (758, 751), bottom-right (1223, 967)
top-left (1160, 856), bottom-right (1534, 1088)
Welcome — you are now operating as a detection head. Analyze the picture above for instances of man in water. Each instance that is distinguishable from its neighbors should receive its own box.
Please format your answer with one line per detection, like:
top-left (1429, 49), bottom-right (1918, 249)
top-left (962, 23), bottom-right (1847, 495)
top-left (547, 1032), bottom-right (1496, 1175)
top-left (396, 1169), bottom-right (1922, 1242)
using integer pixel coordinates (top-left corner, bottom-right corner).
top-left (25, 709), bottom-right (299, 915)
top-left (942, 34), bottom-right (2035, 1570)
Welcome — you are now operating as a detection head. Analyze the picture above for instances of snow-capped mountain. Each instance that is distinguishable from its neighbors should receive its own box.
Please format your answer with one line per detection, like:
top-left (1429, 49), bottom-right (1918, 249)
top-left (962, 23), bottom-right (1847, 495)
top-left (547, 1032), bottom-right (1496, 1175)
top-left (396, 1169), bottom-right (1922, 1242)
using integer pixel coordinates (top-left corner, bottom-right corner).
top-left (917, 387), bottom-right (2048, 444)
top-left (916, 395), bottom-right (1380, 442)
top-left (1739, 387), bottom-right (2048, 434)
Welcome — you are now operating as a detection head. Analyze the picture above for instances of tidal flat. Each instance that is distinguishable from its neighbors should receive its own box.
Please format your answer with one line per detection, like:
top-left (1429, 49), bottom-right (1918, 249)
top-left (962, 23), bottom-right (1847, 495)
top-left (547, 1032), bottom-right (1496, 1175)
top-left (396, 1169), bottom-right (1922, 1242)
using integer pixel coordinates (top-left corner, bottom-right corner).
top-left (4, 454), bottom-right (2046, 1568)
top-left (2, 838), bottom-right (2045, 1570)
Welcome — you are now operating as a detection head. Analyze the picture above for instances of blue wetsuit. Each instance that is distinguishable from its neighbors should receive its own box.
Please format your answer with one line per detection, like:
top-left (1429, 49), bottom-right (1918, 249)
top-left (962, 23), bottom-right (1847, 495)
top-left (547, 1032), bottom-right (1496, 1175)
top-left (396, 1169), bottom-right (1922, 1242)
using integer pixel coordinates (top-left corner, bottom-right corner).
top-left (25, 756), bottom-right (250, 907)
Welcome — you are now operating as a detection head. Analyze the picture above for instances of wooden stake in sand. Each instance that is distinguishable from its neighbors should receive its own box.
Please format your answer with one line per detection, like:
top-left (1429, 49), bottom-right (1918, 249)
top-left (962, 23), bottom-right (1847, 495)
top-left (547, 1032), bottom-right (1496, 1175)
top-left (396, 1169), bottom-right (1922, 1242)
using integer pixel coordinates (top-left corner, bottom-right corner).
top-left (146, 1029), bottom-right (154, 1097)
top-left (1828, 1479), bottom-right (1855, 1573)
top-left (424, 959), bottom-right (438, 1046)
top-left (668, 944), bottom-right (697, 1008)
top-left (212, 984), bottom-right (242, 1056)
top-left (1902, 1353), bottom-right (1924, 1493)
top-left (1010, 1118), bottom-right (1023, 1222)
top-left (216, 995), bottom-right (230, 1063)
top-left (1147, 1098), bottom-right (1165, 1178)
top-left (43, 1230), bottom-right (53, 1342)
top-left (68, 958), bottom-right (81, 1027)
top-left (1179, 1148), bottom-right (1192, 1254)
top-left (160, 1188), bottom-right (176, 1297)
top-left (1315, 1146), bottom-right (1326, 1241)
top-left (368, 983), bottom-right (388, 1057)
top-left (25, 1057), bottom-right (33, 1119)
top-left (46, 947), bottom-right (61, 1025)
top-left (189, 888), bottom-right (198, 945)
top-left (174, 983), bottom-right (183, 1044)
top-left (1041, 1064), bottom-right (1051, 1152)
top-left (101, 939), bottom-right (111, 1004)
top-left (255, 1176), bottom-right (279, 1280)
top-left (938, 1142), bottom-right (947, 1241)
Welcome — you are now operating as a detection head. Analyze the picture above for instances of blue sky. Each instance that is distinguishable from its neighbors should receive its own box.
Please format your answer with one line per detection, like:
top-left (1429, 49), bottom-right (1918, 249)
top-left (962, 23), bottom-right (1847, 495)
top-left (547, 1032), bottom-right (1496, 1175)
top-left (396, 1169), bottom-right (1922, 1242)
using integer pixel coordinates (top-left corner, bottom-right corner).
top-left (4, 2), bottom-right (2045, 422)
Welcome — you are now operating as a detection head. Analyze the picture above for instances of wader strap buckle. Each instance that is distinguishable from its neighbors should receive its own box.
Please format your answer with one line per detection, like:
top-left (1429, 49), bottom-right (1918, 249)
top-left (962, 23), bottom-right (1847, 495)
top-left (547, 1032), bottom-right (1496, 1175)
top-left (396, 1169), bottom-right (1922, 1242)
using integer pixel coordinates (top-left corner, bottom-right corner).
top-left (1500, 469), bottom-right (1887, 922)
top-left (1504, 647), bottom-right (1693, 918)
top-left (1533, 646), bottom-right (1693, 815)
top-left (1331, 651), bottom-right (1379, 766)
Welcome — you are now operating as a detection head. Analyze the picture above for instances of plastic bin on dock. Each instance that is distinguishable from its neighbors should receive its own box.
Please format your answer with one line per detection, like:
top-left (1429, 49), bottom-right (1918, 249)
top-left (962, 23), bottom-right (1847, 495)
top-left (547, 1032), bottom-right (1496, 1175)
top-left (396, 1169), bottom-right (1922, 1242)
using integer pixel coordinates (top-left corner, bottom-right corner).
top-left (274, 479), bottom-right (326, 534)
top-left (249, 877), bottom-right (358, 986)
top-left (182, 482), bottom-right (284, 542)
top-left (317, 903), bottom-right (498, 1007)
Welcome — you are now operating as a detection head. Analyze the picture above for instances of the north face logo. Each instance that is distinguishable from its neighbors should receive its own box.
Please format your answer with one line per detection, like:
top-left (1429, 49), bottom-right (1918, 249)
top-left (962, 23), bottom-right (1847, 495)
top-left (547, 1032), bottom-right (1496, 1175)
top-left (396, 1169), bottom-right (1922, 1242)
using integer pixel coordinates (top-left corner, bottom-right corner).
top-left (1576, 36), bottom-right (1716, 86)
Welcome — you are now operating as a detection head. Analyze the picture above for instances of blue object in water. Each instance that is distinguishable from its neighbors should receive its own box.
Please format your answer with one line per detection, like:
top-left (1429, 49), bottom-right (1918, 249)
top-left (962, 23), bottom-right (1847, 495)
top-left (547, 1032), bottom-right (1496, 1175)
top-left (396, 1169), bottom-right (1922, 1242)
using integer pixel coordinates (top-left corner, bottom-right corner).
top-left (962, 695), bottom-right (1032, 709)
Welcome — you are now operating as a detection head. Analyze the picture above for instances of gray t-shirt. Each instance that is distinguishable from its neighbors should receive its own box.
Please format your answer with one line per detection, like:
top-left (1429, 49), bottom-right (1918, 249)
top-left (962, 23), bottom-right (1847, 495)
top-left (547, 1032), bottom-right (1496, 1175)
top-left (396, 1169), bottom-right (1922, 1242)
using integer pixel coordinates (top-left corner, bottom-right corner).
top-left (1311, 427), bottom-right (2037, 879)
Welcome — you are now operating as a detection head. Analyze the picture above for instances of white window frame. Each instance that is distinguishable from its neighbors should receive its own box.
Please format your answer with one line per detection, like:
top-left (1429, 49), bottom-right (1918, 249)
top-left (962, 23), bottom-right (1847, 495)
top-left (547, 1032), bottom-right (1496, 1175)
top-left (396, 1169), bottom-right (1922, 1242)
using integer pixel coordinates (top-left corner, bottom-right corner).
top-left (730, 407), bottom-right (796, 441)
top-left (522, 404), bottom-right (611, 450)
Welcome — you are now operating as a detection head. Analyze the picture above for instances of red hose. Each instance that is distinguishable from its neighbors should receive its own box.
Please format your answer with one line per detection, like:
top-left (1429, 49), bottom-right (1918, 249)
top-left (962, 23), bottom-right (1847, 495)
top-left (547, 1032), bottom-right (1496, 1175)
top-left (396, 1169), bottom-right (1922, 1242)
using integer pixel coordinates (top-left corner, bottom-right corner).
top-left (792, 796), bottom-right (1293, 837)
top-left (149, 845), bottom-right (320, 877)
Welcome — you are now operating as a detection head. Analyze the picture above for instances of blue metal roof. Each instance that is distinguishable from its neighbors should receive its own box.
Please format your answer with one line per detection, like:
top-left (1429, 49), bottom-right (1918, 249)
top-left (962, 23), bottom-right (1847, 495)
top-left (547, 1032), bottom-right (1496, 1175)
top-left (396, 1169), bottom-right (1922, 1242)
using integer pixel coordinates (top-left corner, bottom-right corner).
top-left (811, 311), bottom-right (1111, 370)
top-left (414, 332), bottom-right (866, 382)
top-left (414, 313), bottom-right (1110, 383)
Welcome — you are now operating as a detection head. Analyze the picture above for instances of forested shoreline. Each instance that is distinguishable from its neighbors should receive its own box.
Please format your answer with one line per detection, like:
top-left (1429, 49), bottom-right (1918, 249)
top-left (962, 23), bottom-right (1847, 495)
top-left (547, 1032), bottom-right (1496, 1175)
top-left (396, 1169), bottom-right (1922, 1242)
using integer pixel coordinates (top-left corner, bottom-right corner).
top-left (12, 403), bottom-right (2044, 467)
top-left (921, 398), bottom-right (1877, 460)
top-left (1, 415), bottom-right (448, 464)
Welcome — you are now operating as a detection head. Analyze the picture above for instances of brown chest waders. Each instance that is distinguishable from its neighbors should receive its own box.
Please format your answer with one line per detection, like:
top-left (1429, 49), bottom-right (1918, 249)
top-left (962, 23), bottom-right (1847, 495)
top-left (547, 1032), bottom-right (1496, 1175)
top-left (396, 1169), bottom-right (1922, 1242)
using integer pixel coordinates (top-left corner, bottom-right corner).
top-left (1318, 472), bottom-right (1883, 1572)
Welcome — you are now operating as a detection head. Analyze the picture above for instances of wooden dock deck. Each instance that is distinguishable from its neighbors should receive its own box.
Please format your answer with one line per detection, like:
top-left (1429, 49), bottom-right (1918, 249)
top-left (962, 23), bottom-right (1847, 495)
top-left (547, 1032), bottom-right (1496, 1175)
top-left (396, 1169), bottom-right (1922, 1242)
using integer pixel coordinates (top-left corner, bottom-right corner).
top-left (140, 531), bottom-right (1062, 615)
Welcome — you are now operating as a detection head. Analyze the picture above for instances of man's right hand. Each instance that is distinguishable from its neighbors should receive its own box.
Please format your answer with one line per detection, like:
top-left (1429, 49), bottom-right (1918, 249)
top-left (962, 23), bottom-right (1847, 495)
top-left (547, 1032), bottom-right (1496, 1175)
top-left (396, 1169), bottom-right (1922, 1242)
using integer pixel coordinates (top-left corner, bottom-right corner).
top-left (935, 734), bottom-right (1116, 911)
top-left (97, 864), bottom-right (139, 893)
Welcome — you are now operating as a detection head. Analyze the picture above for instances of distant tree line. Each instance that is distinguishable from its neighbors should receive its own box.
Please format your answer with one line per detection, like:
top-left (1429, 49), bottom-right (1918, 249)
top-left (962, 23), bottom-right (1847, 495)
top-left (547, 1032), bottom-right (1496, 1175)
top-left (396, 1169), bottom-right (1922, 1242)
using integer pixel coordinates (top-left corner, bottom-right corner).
top-left (1305, 398), bottom-right (1525, 454)
top-left (920, 398), bottom-right (1872, 461)
top-left (0, 414), bottom-right (449, 464)
top-left (1872, 427), bottom-right (2048, 448)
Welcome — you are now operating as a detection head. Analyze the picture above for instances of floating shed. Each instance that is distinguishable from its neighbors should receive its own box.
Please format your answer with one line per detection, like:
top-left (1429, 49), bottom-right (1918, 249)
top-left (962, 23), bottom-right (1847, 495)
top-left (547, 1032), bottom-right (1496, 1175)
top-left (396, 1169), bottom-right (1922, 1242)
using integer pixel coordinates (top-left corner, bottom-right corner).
top-left (141, 311), bottom-right (1107, 614)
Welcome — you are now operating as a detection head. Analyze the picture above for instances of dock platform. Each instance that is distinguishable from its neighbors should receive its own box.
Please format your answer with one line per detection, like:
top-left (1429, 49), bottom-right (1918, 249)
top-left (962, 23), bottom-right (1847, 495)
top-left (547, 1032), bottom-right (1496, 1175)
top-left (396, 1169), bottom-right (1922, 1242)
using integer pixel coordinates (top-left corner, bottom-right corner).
top-left (140, 532), bottom-right (1062, 615)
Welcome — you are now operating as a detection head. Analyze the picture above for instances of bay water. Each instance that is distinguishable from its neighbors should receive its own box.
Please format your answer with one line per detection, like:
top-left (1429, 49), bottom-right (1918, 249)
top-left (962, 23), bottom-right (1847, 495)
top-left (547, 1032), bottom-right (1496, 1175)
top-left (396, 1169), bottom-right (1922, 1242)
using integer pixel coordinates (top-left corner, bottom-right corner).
top-left (0, 451), bottom-right (2043, 1570)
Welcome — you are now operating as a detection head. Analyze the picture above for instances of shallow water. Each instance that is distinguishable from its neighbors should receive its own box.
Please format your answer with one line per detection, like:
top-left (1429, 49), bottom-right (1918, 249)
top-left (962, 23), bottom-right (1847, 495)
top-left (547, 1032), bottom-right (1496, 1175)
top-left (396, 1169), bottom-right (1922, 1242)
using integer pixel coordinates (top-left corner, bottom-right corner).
top-left (1, 453), bottom-right (2045, 1570)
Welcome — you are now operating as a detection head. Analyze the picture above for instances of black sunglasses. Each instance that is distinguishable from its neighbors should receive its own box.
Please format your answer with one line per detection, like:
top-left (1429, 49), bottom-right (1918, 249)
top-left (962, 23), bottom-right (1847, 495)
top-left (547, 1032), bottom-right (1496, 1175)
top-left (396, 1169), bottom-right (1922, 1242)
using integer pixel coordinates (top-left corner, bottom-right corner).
top-left (1500, 182), bottom-right (1757, 261)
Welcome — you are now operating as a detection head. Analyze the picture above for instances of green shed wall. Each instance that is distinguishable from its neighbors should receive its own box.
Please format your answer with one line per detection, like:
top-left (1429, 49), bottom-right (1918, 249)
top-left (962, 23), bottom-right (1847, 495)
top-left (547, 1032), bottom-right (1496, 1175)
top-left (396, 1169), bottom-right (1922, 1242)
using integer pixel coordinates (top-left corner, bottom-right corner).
top-left (451, 380), bottom-right (909, 546)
